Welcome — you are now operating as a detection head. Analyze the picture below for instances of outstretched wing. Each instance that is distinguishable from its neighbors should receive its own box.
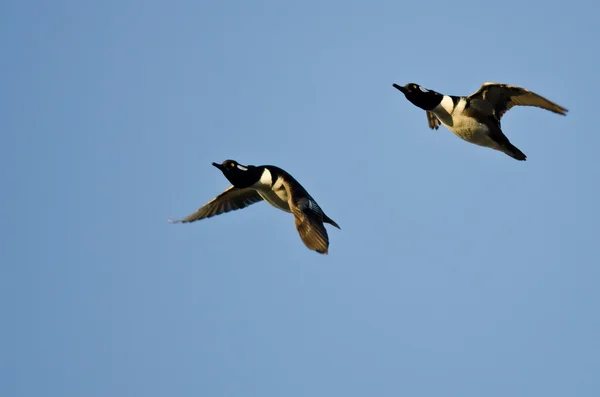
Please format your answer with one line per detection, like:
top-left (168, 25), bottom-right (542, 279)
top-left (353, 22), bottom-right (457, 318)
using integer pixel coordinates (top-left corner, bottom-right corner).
top-left (426, 111), bottom-right (441, 129)
top-left (280, 179), bottom-right (331, 254)
top-left (168, 186), bottom-right (263, 223)
top-left (290, 197), bottom-right (330, 254)
top-left (469, 82), bottom-right (568, 121)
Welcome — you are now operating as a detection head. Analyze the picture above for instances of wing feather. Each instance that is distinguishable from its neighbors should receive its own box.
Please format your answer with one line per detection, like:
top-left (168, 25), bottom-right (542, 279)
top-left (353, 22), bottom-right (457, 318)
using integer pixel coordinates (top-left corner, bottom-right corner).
top-left (168, 186), bottom-right (263, 223)
top-left (281, 179), bottom-right (332, 254)
top-left (291, 198), bottom-right (330, 254)
top-left (469, 82), bottom-right (568, 120)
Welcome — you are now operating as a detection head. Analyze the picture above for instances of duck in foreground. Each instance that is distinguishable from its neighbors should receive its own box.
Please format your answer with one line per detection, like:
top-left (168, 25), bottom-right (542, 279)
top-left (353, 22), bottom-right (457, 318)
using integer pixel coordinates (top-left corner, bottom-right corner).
top-left (169, 160), bottom-right (340, 254)
top-left (393, 82), bottom-right (568, 161)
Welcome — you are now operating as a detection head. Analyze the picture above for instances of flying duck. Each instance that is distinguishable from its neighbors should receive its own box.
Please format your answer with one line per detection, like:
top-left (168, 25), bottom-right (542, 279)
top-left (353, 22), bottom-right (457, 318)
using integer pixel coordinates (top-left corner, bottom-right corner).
top-left (393, 82), bottom-right (568, 160)
top-left (169, 160), bottom-right (340, 254)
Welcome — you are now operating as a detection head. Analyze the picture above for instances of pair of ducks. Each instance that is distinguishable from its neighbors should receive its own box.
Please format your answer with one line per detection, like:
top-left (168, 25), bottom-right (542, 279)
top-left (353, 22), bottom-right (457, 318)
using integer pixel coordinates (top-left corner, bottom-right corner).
top-left (170, 82), bottom-right (568, 254)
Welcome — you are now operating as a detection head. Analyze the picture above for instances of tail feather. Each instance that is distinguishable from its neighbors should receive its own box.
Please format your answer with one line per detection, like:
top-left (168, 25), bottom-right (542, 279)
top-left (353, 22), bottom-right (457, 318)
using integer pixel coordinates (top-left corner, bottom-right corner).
top-left (323, 215), bottom-right (341, 229)
top-left (502, 143), bottom-right (527, 161)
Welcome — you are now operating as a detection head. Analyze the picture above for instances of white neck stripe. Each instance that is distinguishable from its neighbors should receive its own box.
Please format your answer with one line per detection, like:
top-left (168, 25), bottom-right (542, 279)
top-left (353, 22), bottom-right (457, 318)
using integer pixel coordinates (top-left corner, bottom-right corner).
top-left (259, 168), bottom-right (273, 186)
top-left (439, 96), bottom-right (455, 114)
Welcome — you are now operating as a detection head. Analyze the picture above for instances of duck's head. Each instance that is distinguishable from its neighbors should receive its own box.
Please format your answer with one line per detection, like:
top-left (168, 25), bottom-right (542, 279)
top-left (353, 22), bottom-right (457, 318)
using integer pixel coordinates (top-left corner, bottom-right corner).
top-left (393, 83), bottom-right (442, 111)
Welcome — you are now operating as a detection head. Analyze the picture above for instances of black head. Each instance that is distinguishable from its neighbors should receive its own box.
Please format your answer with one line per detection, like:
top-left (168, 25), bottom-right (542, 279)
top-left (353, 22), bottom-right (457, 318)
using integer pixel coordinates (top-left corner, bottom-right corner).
top-left (393, 83), bottom-right (443, 111)
top-left (212, 159), bottom-right (261, 188)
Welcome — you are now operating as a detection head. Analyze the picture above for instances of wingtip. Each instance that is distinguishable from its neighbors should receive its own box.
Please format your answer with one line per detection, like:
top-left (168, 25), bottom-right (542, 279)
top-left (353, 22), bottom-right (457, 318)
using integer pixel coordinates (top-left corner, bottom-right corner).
top-left (167, 218), bottom-right (181, 223)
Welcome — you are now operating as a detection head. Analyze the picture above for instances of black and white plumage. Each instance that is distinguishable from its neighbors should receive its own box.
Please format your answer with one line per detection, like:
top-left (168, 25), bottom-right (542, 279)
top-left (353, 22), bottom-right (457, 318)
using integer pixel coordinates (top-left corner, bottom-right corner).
top-left (393, 82), bottom-right (568, 161)
top-left (169, 160), bottom-right (340, 255)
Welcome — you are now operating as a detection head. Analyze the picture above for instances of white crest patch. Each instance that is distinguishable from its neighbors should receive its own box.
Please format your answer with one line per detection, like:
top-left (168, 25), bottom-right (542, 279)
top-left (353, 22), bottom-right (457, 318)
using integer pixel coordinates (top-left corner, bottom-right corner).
top-left (237, 164), bottom-right (248, 171)
top-left (419, 86), bottom-right (429, 93)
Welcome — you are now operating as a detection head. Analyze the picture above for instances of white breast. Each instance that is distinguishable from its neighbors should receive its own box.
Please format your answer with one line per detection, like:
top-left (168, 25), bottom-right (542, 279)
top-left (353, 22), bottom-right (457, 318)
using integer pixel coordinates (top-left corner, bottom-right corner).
top-left (433, 97), bottom-right (499, 149)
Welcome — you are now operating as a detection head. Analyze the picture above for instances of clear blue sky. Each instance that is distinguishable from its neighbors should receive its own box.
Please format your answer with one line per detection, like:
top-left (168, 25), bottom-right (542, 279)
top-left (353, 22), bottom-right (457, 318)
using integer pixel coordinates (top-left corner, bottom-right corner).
top-left (2, 0), bottom-right (599, 396)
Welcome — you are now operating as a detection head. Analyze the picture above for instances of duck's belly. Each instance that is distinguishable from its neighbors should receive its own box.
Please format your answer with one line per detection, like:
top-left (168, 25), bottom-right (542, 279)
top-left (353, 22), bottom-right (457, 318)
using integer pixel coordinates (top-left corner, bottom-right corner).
top-left (258, 189), bottom-right (291, 213)
top-left (446, 117), bottom-right (498, 149)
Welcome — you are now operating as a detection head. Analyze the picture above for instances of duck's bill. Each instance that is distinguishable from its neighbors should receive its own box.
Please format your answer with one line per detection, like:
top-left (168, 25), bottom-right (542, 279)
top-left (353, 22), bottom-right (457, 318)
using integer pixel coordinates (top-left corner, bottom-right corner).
top-left (392, 83), bottom-right (406, 93)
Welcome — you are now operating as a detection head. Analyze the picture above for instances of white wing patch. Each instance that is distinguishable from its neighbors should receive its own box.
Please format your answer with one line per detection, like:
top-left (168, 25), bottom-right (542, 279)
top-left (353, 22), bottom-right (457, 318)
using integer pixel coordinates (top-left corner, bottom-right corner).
top-left (237, 164), bottom-right (248, 171)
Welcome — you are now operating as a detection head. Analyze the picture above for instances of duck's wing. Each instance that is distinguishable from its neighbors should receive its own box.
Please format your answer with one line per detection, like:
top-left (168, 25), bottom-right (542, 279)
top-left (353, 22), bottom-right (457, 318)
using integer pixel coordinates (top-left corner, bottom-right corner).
top-left (468, 82), bottom-right (568, 121)
top-left (168, 186), bottom-right (263, 223)
top-left (281, 178), bottom-right (332, 255)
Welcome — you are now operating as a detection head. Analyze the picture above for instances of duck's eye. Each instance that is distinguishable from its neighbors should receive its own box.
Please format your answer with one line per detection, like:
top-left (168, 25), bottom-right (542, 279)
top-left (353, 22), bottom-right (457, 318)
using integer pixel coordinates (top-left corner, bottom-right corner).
top-left (230, 162), bottom-right (235, 167)
top-left (413, 84), bottom-right (418, 89)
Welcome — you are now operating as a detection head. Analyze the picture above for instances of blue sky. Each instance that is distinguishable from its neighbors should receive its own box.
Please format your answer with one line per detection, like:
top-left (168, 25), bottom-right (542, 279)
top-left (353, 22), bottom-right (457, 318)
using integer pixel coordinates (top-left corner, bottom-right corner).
top-left (2, 0), bottom-right (599, 396)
